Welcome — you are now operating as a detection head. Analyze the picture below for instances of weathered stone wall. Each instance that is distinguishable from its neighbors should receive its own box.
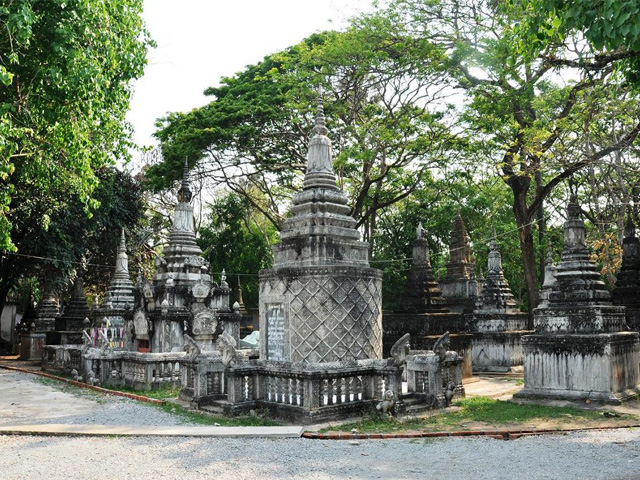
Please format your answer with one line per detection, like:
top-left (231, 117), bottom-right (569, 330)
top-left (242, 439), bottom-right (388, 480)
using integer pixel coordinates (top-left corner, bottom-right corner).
top-left (472, 331), bottom-right (527, 373)
top-left (519, 332), bottom-right (640, 403)
top-left (260, 267), bottom-right (383, 363)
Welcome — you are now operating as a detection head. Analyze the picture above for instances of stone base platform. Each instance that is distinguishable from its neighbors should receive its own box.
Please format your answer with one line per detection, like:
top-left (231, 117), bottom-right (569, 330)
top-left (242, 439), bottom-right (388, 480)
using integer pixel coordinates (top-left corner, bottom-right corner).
top-left (19, 333), bottom-right (46, 361)
top-left (515, 332), bottom-right (640, 404)
top-left (472, 330), bottom-right (533, 373)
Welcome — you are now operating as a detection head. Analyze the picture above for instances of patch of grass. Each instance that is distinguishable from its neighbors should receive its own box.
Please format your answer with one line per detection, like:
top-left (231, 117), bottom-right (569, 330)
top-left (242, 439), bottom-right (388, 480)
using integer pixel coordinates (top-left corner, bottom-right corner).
top-left (449, 397), bottom-right (602, 423)
top-left (104, 384), bottom-right (181, 401)
top-left (155, 403), bottom-right (281, 427)
top-left (321, 396), bottom-right (635, 434)
top-left (497, 377), bottom-right (525, 386)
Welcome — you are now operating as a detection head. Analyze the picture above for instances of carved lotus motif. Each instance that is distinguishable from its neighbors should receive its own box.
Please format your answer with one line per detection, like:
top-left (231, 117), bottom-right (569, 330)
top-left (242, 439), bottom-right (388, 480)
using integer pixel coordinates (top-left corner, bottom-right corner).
top-left (192, 281), bottom-right (210, 300)
top-left (193, 309), bottom-right (217, 335)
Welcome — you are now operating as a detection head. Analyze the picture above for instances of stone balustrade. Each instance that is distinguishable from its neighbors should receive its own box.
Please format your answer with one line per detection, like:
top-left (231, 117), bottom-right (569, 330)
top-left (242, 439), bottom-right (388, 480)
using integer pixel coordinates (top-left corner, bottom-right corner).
top-left (180, 357), bottom-right (404, 423)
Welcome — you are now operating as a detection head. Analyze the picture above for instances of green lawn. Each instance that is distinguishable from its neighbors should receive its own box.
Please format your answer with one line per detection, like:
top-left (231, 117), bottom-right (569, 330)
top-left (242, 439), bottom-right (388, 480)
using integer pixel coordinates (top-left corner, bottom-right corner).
top-left (320, 396), bottom-right (635, 434)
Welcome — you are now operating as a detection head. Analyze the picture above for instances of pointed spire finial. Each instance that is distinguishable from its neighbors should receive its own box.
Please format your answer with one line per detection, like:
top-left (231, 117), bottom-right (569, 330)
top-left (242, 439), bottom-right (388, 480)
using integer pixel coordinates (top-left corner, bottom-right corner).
top-left (312, 87), bottom-right (329, 137)
top-left (178, 158), bottom-right (192, 203)
top-left (546, 238), bottom-right (554, 265)
top-left (119, 229), bottom-right (126, 253)
top-left (489, 225), bottom-right (498, 251)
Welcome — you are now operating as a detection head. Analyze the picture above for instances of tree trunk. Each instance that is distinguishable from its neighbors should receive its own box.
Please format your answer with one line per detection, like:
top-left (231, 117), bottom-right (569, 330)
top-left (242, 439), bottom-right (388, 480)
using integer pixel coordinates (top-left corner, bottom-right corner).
top-left (535, 171), bottom-right (546, 284)
top-left (512, 192), bottom-right (539, 329)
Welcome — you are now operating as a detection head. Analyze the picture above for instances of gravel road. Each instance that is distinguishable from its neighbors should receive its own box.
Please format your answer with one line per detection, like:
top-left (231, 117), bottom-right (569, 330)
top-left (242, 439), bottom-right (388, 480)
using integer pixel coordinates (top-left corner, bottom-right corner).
top-left (0, 369), bottom-right (193, 427)
top-left (1, 369), bottom-right (639, 480)
top-left (1, 430), bottom-right (640, 480)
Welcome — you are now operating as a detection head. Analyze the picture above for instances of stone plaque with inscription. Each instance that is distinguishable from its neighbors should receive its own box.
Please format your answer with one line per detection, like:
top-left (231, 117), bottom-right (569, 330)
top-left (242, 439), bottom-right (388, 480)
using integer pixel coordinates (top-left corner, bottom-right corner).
top-left (266, 303), bottom-right (287, 361)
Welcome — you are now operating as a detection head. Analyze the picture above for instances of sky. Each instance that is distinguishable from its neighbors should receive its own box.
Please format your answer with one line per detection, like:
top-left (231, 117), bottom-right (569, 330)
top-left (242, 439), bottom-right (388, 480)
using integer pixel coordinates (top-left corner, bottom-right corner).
top-left (126, 0), bottom-right (374, 167)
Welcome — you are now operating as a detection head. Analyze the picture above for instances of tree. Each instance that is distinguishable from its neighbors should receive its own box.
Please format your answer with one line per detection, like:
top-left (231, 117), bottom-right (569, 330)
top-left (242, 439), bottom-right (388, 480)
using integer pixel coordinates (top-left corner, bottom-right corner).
top-left (359, 0), bottom-right (640, 318)
top-left (0, 167), bottom-right (146, 314)
top-left (0, 0), bottom-right (152, 251)
top-left (150, 29), bottom-right (459, 249)
top-left (197, 192), bottom-right (278, 309)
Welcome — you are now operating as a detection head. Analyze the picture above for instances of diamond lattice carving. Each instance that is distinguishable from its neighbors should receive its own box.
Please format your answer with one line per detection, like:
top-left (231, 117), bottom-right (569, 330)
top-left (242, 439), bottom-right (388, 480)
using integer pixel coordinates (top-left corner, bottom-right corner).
top-left (286, 274), bottom-right (382, 363)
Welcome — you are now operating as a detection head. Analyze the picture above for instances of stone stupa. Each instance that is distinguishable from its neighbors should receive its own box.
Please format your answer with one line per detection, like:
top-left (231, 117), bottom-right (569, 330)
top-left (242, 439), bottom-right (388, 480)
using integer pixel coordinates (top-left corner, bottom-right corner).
top-left (397, 223), bottom-right (448, 313)
top-left (130, 160), bottom-right (237, 353)
top-left (50, 276), bottom-right (91, 345)
top-left (612, 213), bottom-right (640, 330)
top-left (471, 228), bottom-right (530, 373)
top-left (104, 230), bottom-right (136, 313)
top-left (382, 223), bottom-right (473, 378)
top-left (516, 199), bottom-right (640, 403)
top-left (259, 94), bottom-right (383, 363)
top-left (439, 212), bottom-right (481, 313)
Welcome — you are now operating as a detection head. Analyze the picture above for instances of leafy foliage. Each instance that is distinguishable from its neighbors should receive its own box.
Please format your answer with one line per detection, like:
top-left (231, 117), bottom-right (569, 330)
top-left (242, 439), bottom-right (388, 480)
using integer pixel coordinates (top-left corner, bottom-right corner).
top-left (1, 167), bottom-right (146, 307)
top-left (197, 193), bottom-right (278, 309)
top-left (151, 28), bottom-right (457, 247)
top-left (0, 0), bottom-right (153, 251)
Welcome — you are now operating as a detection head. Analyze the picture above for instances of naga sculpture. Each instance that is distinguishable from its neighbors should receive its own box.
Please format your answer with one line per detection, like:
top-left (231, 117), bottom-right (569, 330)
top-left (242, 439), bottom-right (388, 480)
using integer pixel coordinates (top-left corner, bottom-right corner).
top-left (390, 333), bottom-right (411, 367)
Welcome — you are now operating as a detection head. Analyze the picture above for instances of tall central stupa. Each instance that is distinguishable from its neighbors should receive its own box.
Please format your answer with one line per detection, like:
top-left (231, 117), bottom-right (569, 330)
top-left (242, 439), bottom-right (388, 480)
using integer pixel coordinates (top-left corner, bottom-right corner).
top-left (259, 95), bottom-right (383, 363)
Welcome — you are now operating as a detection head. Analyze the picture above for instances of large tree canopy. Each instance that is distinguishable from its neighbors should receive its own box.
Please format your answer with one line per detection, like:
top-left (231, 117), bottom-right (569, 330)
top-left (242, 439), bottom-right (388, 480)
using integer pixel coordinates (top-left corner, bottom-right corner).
top-left (0, 0), bottom-right (153, 251)
top-left (354, 0), bottom-right (640, 318)
top-left (150, 28), bottom-right (461, 247)
top-left (0, 167), bottom-right (146, 315)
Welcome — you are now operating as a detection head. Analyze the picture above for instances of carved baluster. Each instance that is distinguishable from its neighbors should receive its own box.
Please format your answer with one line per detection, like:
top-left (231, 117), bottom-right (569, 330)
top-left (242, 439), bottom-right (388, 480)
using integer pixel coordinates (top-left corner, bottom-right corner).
top-left (282, 377), bottom-right (288, 404)
top-left (335, 378), bottom-right (343, 404)
top-left (321, 379), bottom-right (329, 406)
top-left (269, 376), bottom-right (276, 402)
top-left (293, 378), bottom-right (300, 406)
top-left (327, 379), bottom-right (335, 405)
top-left (344, 377), bottom-right (351, 403)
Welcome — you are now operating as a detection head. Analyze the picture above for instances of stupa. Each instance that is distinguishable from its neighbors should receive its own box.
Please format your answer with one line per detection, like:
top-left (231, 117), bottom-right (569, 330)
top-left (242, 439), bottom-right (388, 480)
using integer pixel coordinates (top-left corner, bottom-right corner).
top-left (612, 213), bottom-right (640, 330)
top-left (383, 224), bottom-right (473, 378)
top-left (129, 161), bottom-right (238, 353)
top-left (49, 276), bottom-right (91, 345)
top-left (439, 213), bottom-right (481, 314)
top-left (516, 199), bottom-right (640, 403)
top-left (259, 94), bottom-right (383, 363)
top-left (102, 230), bottom-right (136, 319)
top-left (471, 229), bottom-right (531, 372)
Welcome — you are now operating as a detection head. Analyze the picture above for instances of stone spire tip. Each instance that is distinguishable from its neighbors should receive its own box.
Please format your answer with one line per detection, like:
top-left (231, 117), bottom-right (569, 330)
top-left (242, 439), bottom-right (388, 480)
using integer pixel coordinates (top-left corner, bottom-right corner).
top-left (311, 87), bottom-right (329, 137)
top-left (119, 229), bottom-right (126, 253)
top-left (625, 208), bottom-right (636, 239)
top-left (178, 158), bottom-right (192, 203)
top-left (489, 225), bottom-right (498, 251)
